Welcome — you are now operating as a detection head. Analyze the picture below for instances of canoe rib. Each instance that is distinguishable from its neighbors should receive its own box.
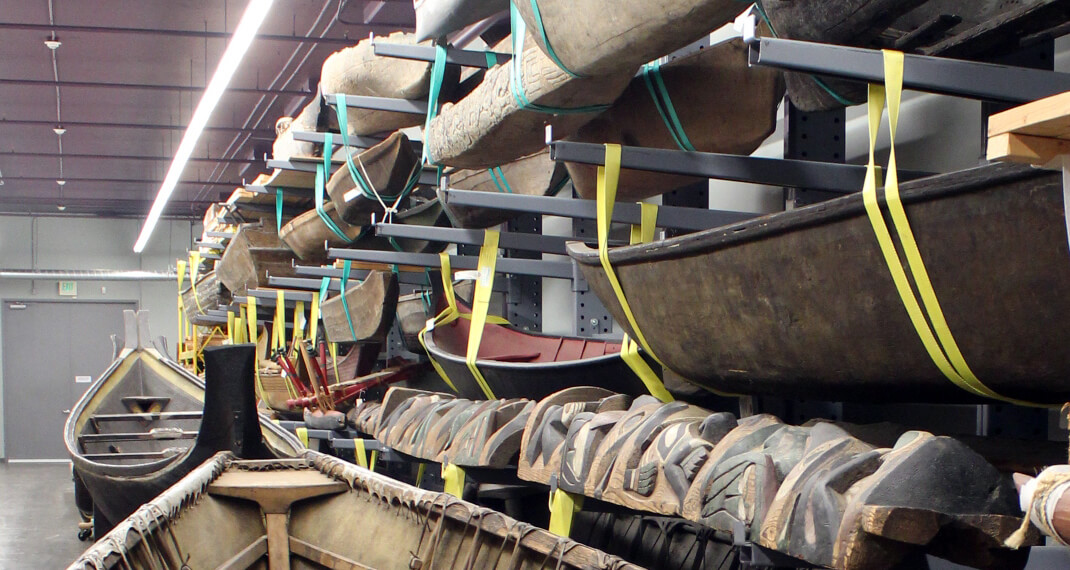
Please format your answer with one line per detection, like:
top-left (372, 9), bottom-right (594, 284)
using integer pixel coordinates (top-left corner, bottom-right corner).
top-left (568, 163), bottom-right (1070, 403)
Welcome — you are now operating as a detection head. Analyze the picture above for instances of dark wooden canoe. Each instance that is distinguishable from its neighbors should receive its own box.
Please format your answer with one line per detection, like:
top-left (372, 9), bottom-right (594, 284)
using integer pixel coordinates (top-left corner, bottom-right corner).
top-left (217, 222), bottom-right (306, 295)
top-left (421, 298), bottom-right (655, 400)
top-left (568, 163), bottom-right (1070, 403)
top-left (510, 0), bottom-right (743, 76)
top-left (763, 0), bottom-right (1070, 111)
top-left (443, 149), bottom-right (570, 228)
top-left (566, 39), bottom-right (784, 201)
top-left (326, 131), bottom-right (420, 226)
top-left (320, 270), bottom-right (400, 344)
top-left (68, 453), bottom-right (641, 570)
top-left (64, 311), bottom-right (304, 537)
top-left (396, 290), bottom-right (434, 351)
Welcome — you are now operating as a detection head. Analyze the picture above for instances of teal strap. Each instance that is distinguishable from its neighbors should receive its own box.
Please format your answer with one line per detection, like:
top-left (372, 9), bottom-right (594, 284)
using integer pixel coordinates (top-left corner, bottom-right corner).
top-left (319, 277), bottom-right (331, 303)
top-left (642, 62), bottom-right (696, 152)
top-left (527, 0), bottom-right (583, 78)
top-left (339, 260), bottom-right (359, 341)
top-left (509, 3), bottom-right (610, 115)
top-left (488, 167), bottom-right (513, 193)
top-left (334, 94), bottom-right (384, 201)
top-left (549, 174), bottom-right (571, 196)
top-left (315, 133), bottom-right (357, 242)
top-left (485, 52), bottom-right (500, 68)
top-left (422, 45), bottom-right (448, 165)
top-left (275, 188), bottom-right (284, 234)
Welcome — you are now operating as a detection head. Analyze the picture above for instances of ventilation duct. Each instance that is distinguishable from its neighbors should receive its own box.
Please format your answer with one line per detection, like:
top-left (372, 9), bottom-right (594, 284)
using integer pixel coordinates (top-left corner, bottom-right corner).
top-left (0, 269), bottom-right (177, 281)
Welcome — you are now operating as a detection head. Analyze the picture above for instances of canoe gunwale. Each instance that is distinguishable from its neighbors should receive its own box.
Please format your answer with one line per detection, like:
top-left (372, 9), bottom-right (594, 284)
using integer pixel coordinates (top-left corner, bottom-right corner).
top-left (568, 162), bottom-right (1048, 267)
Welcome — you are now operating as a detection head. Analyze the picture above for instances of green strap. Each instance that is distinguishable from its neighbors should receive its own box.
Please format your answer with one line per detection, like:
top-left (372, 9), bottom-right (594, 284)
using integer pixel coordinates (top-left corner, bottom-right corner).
top-left (422, 45), bottom-right (448, 165)
top-left (333, 94), bottom-right (388, 201)
top-left (275, 188), bottom-right (284, 234)
top-left (488, 166), bottom-right (513, 193)
top-left (509, 3), bottom-right (610, 115)
top-left (315, 133), bottom-right (357, 242)
top-left (485, 52), bottom-right (500, 68)
top-left (527, 0), bottom-right (583, 78)
top-left (642, 62), bottom-right (696, 152)
top-left (339, 260), bottom-right (360, 341)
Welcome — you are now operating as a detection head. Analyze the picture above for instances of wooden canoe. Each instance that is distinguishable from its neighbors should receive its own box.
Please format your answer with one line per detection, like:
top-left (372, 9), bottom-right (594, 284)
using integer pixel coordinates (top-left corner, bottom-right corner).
top-left (397, 290), bottom-right (434, 351)
top-left (762, 0), bottom-right (1070, 111)
top-left (443, 148), bottom-right (570, 228)
top-left (64, 311), bottom-right (304, 537)
top-left (217, 222), bottom-right (306, 295)
top-left (566, 39), bottom-right (784, 201)
top-left (68, 452), bottom-right (642, 570)
top-left (415, 0), bottom-right (507, 41)
top-left (568, 163), bottom-right (1070, 403)
top-left (510, 0), bottom-right (743, 77)
top-left (320, 32), bottom-right (436, 136)
top-left (326, 131), bottom-right (420, 225)
top-left (272, 87), bottom-right (327, 162)
top-left (280, 196), bottom-right (450, 260)
top-left (320, 270), bottom-right (400, 344)
top-left (424, 32), bottom-right (635, 169)
top-left (180, 270), bottom-right (231, 326)
top-left (421, 298), bottom-right (655, 400)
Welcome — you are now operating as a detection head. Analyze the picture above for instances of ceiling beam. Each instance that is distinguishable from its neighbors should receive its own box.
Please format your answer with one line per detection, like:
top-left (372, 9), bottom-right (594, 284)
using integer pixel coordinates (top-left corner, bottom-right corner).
top-left (0, 21), bottom-right (413, 44)
top-left (0, 152), bottom-right (261, 164)
top-left (0, 78), bottom-right (313, 97)
top-left (0, 119), bottom-right (275, 135)
top-left (3, 176), bottom-right (241, 186)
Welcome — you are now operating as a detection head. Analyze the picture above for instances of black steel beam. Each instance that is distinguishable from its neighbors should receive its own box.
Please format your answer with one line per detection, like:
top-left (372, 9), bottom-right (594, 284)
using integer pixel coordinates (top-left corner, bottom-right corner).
top-left (746, 35), bottom-right (1070, 104)
top-left (442, 189), bottom-right (754, 232)
top-left (0, 21), bottom-right (412, 45)
top-left (269, 272), bottom-right (438, 289)
top-left (0, 78), bottom-right (311, 97)
top-left (266, 157), bottom-right (439, 185)
top-left (550, 141), bottom-right (932, 194)
top-left (1, 152), bottom-right (257, 164)
top-left (375, 223), bottom-right (574, 255)
top-left (372, 42), bottom-right (510, 68)
top-left (328, 248), bottom-right (574, 279)
top-left (0, 118), bottom-right (273, 135)
top-left (292, 130), bottom-right (392, 150)
top-left (325, 94), bottom-right (428, 115)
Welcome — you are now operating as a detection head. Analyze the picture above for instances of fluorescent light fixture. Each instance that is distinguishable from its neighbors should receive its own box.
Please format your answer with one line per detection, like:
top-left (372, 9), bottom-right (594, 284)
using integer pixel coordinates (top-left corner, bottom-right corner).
top-left (133, 0), bottom-right (274, 253)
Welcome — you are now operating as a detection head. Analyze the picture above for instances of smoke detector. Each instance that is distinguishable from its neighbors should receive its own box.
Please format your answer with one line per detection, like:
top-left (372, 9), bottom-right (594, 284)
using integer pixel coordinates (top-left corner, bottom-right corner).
top-left (44, 39), bottom-right (62, 50)
top-left (53, 127), bottom-right (66, 136)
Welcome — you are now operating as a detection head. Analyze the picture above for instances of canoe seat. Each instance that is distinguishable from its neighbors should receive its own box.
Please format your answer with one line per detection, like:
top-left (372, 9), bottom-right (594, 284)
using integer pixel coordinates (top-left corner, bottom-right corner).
top-left (122, 396), bottom-right (171, 414)
top-left (79, 429), bottom-right (196, 444)
top-left (82, 449), bottom-right (184, 461)
top-left (90, 411), bottom-right (202, 422)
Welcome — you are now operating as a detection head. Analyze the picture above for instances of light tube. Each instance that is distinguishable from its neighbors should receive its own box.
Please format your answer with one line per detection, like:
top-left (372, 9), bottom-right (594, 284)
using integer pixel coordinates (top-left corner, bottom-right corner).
top-left (134, 0), bottom-right (274, 252)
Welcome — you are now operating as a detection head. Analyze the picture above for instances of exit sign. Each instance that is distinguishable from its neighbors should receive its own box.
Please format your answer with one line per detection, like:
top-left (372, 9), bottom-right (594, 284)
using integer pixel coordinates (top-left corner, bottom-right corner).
top-left (58, 281), bottom-right (77, 296)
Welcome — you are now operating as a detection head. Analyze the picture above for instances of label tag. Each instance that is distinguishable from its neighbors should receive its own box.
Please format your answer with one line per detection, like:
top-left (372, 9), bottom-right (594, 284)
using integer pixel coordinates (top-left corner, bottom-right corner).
top-left (75, 375), bottom-right (92, 384)
top-left (454, 270), bottom-right (479, 281)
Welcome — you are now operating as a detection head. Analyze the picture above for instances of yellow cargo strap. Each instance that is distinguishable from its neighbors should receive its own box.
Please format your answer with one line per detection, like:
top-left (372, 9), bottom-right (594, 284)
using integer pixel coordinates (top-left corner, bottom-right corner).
top-left (415, 463), bottom-right (427, 487)
top-left (176, 259), bottom-right (188, 354)
top-left (352, 438), bottom-right (369, 468)
top-left (238, 306), bottom-right (248, 343)
top-left (234, 316), bottom-right (245, 344)
top-left (188, 251), bottom-right (205, 313)
top-left (227, 311), bottom-right (235, 344)
top-left (862, 51), bottom-right (1047, 408)
top-left (442, 463), bottom-right (465, 498)
top-left (290, 301), bottom-right (305, 357)
top-left (328, 341), bottom-right (340, 384)
top-left (595, 145), bottom-right (675, 402)
top-left (309, 288), bottom-right (322, 344)
top-left (464, 230), bottom-right (501, 399)
top-left (369, 450), bottom-right (378, 472)
top-left (296, 427), bottom-right (309, 448)
top-left (548, 489), bottom-right (583, 537)
top-left (247, 298), bottom-right (259, 351)
top-left (418, 252), bottom-right (509, 394)
top-left (272, 290), bottom-right (286, 354)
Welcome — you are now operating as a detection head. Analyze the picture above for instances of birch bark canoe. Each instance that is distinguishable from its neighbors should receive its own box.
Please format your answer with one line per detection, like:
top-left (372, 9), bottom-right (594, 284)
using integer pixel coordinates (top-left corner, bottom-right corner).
top-left (424, 31), bottom-right (635, 169)
top-left (568, 163), bottom-right (1070, 403)
top-left (509, 0), bottom-right (746, 76)
top-left (566, 39), bottom-right (785, 201)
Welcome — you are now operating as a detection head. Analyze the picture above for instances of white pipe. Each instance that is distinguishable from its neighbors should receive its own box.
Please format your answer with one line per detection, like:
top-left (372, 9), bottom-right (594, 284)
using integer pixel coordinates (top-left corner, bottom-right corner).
top-left (0, 269), bottom-right (177, 281)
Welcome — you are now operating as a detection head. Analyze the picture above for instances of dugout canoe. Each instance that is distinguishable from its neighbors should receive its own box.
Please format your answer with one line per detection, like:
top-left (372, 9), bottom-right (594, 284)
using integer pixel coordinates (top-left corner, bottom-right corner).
top-left (415, 0), bottom-right (507, 41)
top-left (320, 270), bottom-right (400, 344)
top-left (762, 0), bottom-right (1070, 111)
top-left (217, 222), bottom-right (307, 295)
top-left (442, 148), bottom-right (570, 228)
top-left (326, 131), bottom-right (421, 225)
top-left (179, 270), bottom-right (231, 326)
top-left (568, 163), bottom-right (1070, 403)
top-left (272, 87), bottom-right (328, 162)
top-left (510, 0), bottom-right (744, 77)
top-left (566, 38), bottom-right (784, 201)
top-left (420, 298), bottom-right (655, 400)
top-left (279, 196), bottom-right (449, 260)
top-left (68, 452), bottom-right (641, 570)
top-left (64, 311), bottom-right (304, 538)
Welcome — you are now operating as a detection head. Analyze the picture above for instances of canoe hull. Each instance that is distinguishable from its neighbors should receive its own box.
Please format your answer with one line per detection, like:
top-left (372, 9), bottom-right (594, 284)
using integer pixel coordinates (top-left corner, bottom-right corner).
top-left (217, 223), bottom-right (304, 294)
top-left (321, 270), bottom-right (400, 344)
top-left (569, 164), bottom-right (1070, 403)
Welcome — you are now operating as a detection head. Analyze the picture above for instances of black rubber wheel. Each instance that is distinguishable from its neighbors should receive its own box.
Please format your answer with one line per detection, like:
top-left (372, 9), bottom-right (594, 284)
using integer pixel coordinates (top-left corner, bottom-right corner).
top-left (78, 528), bottom-right (92, 542)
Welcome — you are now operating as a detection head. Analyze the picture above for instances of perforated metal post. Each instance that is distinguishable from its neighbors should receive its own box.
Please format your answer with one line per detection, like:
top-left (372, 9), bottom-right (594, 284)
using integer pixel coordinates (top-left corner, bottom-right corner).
top-left (784, 100), bottom-right (846, 207)
top-left (506, 214), bottom-right (542, 331)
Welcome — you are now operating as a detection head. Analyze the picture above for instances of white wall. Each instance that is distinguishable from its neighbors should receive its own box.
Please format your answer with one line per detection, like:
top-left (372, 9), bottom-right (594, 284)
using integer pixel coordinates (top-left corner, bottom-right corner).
top-left (0, 216), bottom-right (198, 458)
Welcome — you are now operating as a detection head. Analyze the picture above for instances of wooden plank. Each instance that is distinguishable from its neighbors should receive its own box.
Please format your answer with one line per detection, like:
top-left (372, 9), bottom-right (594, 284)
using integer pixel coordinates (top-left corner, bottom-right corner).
top-left (289, 536), bottom-right (375, 569)
top-left (986, 132), bottom-right (1070, 166)
top-left (266, 513), bottom-right (291, 570)
top-left (987, 90), bottom-right (1070, 139)
top-left (215, 536), bottom-right (268, 570)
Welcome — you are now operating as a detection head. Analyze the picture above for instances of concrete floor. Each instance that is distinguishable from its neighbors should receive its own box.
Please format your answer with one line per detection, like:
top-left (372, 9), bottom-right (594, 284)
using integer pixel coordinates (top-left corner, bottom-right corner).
top-left (0, 461), bottom-right (91, 568)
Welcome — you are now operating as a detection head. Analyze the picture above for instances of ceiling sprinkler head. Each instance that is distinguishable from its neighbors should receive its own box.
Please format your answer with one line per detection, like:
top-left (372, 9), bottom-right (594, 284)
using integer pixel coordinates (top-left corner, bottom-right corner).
top-left (53, 127), bottom-right (66, 136)
top-left (44, 39), bottom-right (62, 50)
top-left (57, 179), bottom-right (66, 186)
top-left (56, 204), bottom-right (67, 211)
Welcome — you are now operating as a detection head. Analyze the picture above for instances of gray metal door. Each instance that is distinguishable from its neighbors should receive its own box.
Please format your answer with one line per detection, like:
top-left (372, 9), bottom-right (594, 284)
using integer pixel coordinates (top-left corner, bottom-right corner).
top-left (3, 301), bottom-right (136, 460)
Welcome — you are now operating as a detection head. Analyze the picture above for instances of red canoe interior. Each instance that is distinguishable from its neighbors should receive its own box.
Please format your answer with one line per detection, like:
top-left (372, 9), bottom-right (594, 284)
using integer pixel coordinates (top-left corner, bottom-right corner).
top-left (432, 301), bottom-right (623, 364)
